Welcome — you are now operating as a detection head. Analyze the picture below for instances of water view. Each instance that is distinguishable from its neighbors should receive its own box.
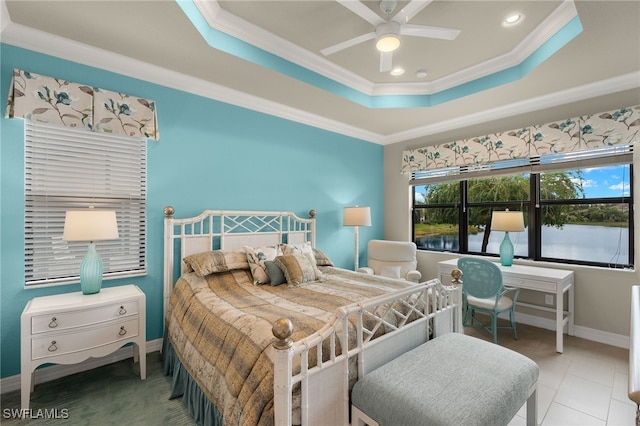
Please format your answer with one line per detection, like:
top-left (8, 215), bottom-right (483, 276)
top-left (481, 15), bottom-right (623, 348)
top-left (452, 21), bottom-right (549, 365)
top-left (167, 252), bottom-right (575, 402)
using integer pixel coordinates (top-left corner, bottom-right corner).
top-left (417, 224), bottom-right (629, 265)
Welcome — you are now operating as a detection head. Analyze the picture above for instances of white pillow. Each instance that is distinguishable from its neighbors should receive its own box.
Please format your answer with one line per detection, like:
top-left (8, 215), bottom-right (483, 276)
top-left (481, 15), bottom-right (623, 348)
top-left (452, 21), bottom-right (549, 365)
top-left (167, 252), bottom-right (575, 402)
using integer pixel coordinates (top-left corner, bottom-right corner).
top-left (243, 245), bottom-right (282, 285)
top-left (379, 265), bottom-right (402, 279)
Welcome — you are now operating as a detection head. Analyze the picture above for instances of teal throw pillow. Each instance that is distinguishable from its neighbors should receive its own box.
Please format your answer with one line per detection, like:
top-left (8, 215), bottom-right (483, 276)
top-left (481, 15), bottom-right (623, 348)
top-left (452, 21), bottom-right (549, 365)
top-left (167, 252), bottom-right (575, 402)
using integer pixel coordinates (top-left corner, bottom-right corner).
top-left (265, 260), bottom-right (287, 286)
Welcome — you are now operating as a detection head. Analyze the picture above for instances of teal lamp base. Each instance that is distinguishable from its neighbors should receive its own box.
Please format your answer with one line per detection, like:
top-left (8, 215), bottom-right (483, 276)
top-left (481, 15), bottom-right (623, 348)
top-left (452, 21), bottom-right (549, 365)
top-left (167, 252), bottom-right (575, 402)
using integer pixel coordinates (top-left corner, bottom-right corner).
top-left (80, 242), bottom-right (103, 295)
top-left (499, 231), bottom-right (514, 266)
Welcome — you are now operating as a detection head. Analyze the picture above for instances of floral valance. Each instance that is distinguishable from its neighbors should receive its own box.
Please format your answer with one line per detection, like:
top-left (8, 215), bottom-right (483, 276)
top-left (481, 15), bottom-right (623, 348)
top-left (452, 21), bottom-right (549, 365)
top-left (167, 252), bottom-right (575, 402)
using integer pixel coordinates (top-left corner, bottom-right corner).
top-left (401, 105), bottom-right (640, 174)
top-left (5, 69), bottom-right (159, 140)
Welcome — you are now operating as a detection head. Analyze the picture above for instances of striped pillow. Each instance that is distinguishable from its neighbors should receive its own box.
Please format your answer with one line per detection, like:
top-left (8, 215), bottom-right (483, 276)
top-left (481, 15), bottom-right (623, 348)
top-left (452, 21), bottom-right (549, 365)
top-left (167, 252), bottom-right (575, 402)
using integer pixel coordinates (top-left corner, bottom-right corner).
top-left (183, 250), bottom-right (249, 277)
top-left (274, 253), bottom-right (322, 286)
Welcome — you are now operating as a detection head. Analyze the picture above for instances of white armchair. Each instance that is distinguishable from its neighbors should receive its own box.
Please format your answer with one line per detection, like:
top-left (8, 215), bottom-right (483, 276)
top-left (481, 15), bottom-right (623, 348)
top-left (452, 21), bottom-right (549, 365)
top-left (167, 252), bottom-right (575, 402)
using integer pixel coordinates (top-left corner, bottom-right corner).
top-left (357, 240), bottom-right (422, 283)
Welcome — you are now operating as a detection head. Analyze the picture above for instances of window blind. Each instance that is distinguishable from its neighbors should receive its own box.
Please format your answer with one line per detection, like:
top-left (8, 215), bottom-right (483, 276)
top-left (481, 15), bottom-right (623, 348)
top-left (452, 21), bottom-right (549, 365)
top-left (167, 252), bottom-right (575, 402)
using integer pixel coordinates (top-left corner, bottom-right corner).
top-left (25, 121), bottom-right (147, 286)
top-left (411, 144), bottom-right (633, 185)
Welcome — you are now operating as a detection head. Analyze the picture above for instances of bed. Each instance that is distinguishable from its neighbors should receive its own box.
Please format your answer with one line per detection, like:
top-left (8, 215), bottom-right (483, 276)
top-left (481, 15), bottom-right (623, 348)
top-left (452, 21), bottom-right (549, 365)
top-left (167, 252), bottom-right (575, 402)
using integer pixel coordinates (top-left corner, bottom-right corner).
top-left (162, 207), bottom-right (462, 426)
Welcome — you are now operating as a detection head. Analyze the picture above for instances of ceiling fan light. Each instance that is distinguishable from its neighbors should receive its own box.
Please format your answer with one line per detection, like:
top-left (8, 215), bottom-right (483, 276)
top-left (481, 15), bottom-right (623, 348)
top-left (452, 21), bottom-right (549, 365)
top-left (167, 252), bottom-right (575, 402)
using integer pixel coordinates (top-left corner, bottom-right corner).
top-left (376, 34), bottom-right (400, 52)
top-left (375, 21), bottom-right (401, 52)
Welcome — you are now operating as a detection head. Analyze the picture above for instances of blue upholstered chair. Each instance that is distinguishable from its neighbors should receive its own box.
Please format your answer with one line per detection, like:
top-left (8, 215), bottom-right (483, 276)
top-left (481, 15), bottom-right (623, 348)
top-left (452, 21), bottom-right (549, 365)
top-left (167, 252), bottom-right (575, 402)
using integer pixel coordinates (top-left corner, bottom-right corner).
top-left (457, 257), bottom-right (520, 343)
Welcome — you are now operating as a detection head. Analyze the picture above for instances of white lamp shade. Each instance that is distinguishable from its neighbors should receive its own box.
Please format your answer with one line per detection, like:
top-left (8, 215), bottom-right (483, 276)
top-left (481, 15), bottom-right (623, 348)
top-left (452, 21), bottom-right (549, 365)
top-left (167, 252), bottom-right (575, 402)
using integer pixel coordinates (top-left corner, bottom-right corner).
top-left (63, 210), bottom-right (119, 242)
top-left (491, 210), bottom-right (525, 232)
top-left (343, 206), bottom-right (371, 227)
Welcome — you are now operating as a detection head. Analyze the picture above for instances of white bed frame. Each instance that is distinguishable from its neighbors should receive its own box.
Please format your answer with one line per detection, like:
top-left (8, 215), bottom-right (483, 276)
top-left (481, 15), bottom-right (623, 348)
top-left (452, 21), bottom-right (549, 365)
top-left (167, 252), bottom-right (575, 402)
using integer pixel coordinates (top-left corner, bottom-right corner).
top-left (163, 207), bottom-right (462, 426)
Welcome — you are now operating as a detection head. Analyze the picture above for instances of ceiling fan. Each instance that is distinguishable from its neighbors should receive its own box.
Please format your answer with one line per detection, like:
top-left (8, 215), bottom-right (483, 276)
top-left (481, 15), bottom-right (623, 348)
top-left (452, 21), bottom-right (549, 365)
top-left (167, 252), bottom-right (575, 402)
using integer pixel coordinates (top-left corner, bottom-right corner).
top-left (321, 0), bottom-right (461, 73)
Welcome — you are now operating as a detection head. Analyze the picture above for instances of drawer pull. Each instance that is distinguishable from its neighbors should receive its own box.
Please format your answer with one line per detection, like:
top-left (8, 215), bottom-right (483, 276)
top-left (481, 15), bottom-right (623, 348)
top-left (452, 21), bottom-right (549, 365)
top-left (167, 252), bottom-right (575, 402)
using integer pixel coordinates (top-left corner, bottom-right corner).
top-left (48, 341), bottom-right (57, 352)
top-left (48, 317), bottom-right (58, 328)
top-left (119, 306), bottom-right (127, 315)
top-left (119, 326), bottom-right (127, 336)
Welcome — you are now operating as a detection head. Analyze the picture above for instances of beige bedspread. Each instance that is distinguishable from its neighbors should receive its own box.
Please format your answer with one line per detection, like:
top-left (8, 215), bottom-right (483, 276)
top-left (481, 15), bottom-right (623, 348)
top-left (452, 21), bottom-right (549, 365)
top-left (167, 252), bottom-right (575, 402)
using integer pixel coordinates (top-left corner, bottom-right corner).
top-left (165, 266), bottom-right (417, 426)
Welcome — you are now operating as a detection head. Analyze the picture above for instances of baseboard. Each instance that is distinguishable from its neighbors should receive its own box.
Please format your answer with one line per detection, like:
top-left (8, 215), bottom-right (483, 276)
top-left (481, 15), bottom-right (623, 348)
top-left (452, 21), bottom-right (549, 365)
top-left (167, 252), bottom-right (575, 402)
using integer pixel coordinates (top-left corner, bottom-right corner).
top-left (514, 312), bottom-right (630, 349)
top-left (0, 338), bottom-right (162, 394)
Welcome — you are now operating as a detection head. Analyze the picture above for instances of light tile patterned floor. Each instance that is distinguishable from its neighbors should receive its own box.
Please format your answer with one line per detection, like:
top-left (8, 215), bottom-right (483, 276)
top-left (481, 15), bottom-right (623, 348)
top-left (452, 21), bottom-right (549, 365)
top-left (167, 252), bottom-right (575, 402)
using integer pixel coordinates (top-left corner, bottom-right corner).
top-left (464, 321), bottom-right (636, 425)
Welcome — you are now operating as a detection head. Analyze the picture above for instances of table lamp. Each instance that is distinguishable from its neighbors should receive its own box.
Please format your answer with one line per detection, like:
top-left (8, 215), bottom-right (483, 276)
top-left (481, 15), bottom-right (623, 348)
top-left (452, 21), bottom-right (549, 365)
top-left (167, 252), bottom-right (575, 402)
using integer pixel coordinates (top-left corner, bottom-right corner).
top-left (491, 209), bottom-right (524, 266)
top-left (343, 206), bottom-right (371, 270)
top-left (63, 209), bottom-right (119, 294)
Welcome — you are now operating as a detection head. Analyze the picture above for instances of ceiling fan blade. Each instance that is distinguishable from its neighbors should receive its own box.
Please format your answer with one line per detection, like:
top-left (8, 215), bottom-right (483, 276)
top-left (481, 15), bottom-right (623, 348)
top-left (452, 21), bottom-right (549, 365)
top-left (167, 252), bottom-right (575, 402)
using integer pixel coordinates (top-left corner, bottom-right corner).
top-left (336, 0), bottom-right (385, 26)
top-left (401, 24), bottom-right (461, 40)
top-left (380, 51), bottom-right (393, 72)
top-left (321, 32), bottom-right (376, 56)
top-left (393, 0), bottom-right (433, 23)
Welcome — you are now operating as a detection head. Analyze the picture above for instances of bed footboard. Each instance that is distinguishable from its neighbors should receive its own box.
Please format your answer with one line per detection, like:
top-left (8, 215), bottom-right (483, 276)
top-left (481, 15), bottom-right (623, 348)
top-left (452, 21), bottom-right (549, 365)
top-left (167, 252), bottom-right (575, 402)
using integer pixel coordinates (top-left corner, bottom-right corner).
top-left (271, 278), bottom-right (462, 426)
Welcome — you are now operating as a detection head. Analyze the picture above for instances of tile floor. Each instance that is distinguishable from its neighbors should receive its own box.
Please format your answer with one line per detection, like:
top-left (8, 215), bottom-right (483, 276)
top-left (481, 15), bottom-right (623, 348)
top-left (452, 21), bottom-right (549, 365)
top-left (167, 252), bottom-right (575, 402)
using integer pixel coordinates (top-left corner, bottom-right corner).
top-left (463, 321), bottom-right (637, 425)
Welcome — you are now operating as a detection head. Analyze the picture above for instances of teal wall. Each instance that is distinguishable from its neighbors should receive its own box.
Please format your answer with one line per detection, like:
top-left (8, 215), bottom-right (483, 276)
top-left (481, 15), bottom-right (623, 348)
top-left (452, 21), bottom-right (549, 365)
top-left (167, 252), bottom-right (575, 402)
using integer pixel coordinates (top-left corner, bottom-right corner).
top-left (0, 44), bottom-right (384, 379)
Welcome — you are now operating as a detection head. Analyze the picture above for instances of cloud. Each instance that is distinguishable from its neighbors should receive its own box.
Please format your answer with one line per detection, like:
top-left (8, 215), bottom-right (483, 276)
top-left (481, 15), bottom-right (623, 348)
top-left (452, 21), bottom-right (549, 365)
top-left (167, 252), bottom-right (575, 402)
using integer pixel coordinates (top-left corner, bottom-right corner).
top-left (571, 177), bottom-right (597, 188)
top-left (609, 182), bottom-right (630, 194)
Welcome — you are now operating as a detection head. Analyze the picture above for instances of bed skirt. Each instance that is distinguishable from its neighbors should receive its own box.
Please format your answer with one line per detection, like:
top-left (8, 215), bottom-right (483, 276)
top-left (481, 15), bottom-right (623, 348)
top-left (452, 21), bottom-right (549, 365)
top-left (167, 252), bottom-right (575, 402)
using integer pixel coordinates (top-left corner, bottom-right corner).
top-left (162, 336), bottom-right (223, 426)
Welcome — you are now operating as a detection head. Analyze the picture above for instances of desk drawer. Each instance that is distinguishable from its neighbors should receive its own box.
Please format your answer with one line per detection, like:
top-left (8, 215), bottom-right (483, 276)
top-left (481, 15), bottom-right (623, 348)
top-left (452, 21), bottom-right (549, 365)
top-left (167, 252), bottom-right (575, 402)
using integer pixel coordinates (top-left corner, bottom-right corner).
top-left (31, 301), bottom-right (139, 334)
top-left (32, 318), bottom-right (139, 360)
top-left (504, 277), bottom-right (556, 292)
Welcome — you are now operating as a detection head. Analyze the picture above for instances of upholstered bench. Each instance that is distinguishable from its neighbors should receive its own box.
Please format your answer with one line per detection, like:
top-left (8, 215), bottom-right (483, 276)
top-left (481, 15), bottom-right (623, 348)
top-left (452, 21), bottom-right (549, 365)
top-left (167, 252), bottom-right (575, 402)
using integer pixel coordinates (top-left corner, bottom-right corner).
top-left (351, 333), bottom-right (539, 426)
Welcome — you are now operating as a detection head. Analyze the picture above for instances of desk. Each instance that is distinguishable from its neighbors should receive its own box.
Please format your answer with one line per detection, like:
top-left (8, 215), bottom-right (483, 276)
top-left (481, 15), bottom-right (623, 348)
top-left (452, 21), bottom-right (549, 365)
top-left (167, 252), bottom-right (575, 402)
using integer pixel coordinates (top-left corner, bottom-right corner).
top-left (438, 258), bottom-right (574, 353)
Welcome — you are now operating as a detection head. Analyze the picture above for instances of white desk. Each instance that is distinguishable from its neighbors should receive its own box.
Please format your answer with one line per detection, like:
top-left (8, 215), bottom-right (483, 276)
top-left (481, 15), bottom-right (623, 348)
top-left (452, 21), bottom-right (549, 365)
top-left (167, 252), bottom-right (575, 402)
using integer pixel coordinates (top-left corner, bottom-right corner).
top-left (438, 258), bottom-right (574, 353)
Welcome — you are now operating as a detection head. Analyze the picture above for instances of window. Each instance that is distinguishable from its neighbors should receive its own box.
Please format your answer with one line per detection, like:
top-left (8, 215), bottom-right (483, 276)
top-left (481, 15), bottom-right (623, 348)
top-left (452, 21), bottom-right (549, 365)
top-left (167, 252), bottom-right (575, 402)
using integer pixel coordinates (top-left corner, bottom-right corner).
top-left (413, 164), bottom-right (633, 268)
top-left (25, 121), bottom-right (147, 286)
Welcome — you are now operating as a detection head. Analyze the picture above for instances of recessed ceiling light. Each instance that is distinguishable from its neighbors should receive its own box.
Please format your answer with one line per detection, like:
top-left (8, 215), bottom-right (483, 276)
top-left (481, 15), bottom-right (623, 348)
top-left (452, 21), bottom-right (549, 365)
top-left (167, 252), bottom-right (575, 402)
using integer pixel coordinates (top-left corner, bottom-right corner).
top-left (416, 69), bottom-right (428, 78)
top-left (503, 13), bottom-right (524, 27)
top-left (390, 67), bottom-right (405, 76)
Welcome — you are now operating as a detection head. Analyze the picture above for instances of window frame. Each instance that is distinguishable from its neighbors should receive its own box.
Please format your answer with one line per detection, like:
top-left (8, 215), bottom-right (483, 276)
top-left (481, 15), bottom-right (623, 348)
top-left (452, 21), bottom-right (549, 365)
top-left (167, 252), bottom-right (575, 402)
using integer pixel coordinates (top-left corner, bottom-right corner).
top-left (412, 165), bottom-right (634, 269)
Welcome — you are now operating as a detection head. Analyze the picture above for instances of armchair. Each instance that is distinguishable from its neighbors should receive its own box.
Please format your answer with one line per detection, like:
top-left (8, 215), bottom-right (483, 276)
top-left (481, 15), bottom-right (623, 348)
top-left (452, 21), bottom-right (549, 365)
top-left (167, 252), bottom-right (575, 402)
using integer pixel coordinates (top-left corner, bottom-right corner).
top-left (357, 240), bottom-right (422, 283)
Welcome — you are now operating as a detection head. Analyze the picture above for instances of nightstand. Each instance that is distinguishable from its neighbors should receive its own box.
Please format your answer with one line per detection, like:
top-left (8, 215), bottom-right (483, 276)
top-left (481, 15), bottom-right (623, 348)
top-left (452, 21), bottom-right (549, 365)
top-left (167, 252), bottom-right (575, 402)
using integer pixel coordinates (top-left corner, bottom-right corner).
top-left (20, 284), bottom-right (146, 410)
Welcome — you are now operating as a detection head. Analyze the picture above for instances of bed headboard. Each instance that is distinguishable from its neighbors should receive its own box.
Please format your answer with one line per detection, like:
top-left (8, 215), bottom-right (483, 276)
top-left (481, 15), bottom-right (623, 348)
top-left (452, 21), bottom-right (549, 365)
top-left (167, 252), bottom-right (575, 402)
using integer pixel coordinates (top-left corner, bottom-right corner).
top-left (162, 206), bottom-right (316, 321)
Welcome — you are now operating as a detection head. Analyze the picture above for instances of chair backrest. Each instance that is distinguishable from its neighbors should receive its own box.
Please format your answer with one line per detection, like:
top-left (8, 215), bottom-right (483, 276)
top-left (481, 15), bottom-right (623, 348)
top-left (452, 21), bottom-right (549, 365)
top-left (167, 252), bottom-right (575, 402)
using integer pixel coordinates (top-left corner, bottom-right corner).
top-left (457, 257), bottom-right (503, 299)
top-left (367, 240), bottom-right (418, 278)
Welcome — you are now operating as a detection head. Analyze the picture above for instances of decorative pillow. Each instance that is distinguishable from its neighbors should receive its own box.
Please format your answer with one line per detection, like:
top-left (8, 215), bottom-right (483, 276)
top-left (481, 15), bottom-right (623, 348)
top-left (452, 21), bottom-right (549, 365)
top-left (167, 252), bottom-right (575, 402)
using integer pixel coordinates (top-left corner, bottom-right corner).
top-left (281, 242), bottom-right (317, 264)
top-left (379, 265), bottom-right (402, 279)
top-left (274, 253), bottom-right (322, 286)
top-left (312, 247), bottom-right (334, 266)
top-left (281, 241), bottom-right (312, 255)
top-left (244, 245), bottom-right (282, 285)
top-left (264, 260), bottom-right (287, 286)
top-left (183, 250), bottom-right (249, 277)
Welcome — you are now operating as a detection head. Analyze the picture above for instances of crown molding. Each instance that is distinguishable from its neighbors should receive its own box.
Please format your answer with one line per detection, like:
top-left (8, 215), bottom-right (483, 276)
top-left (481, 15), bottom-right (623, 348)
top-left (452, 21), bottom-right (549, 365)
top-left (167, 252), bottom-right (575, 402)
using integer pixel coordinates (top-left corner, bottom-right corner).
top-left (1, 17), bottom-right (637, 146)
top-left (193, 0), bottom-right (375, 96)
top-left (0, 21), bottom-right (385, 144)
top-left (195, 0), bottom-right (579, 98)
top-left (1, 0), bottom-right (9, 34)
top-left (374, 0), bottom-right (580, 96)
top-left (384, 71), bottom-right (640, 144)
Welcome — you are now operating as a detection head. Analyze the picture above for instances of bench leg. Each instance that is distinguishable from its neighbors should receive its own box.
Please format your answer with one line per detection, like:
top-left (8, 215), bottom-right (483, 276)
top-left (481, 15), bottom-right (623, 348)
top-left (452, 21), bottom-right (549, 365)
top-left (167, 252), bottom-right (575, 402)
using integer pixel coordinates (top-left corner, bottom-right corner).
top-left (351, 405), bottom-right (379, 426)
top-left (526, 388), bottom-right (538, 426)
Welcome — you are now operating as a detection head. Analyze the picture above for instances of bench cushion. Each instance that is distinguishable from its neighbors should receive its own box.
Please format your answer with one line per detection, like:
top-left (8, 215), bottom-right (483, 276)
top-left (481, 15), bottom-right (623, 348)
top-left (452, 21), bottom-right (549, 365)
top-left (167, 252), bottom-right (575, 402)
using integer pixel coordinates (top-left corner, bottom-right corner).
top-left (351, 333), bottom-right (538, 426)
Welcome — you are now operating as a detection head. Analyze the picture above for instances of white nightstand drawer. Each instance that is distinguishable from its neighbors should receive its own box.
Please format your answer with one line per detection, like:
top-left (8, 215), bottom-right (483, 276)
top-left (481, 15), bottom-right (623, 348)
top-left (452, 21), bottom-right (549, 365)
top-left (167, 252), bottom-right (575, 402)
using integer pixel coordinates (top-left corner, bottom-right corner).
top-left (31, 300), bottom-right (139, 334)
top-left (31, 318), bottom-right (139, 360)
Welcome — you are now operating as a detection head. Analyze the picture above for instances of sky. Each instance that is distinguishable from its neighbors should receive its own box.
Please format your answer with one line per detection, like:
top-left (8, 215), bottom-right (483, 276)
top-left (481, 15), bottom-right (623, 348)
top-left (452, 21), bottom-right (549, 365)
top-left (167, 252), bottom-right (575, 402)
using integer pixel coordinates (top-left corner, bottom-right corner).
top-left (414, 164), bottom-right (631, 202)
top-left (576, 165), bottom-right (630, 198)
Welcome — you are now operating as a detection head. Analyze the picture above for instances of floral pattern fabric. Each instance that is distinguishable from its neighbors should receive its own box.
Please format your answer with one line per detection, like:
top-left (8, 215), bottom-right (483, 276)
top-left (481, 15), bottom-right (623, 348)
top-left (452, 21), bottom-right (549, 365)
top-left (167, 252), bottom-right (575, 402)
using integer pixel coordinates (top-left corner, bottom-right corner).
top-left (402, 105), bottom-right (640, 173)
top-left (6, 69), bottom-right (159, 140)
